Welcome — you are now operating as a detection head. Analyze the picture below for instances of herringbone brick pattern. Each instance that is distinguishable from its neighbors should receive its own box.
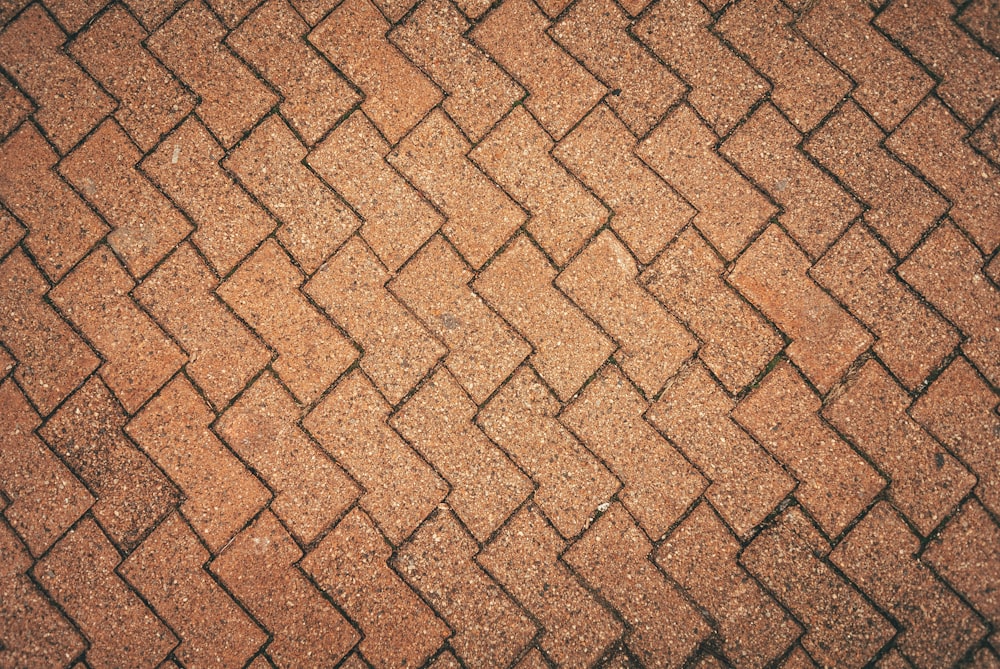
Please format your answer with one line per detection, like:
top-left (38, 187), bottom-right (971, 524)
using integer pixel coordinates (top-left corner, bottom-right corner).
top-left (0, 0), bottom-right (997, 663)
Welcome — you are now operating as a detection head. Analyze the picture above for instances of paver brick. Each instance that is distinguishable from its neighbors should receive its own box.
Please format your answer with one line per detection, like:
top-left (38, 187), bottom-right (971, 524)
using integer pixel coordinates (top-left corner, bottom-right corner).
top-left (124, 0), bottom-right (182, 30)
top-left (0, 206), bottom-right (22, 257)
top-left (971, 109), bottom-right (1000, 167)
top-left (959, 0), bottom-right (1000, 52)
top-left (0, 72), bottom-right (29, 139)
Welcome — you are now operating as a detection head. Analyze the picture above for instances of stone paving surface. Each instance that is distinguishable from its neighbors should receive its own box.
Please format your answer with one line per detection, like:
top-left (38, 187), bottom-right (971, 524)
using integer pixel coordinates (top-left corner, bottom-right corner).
top-left (0, 0), bottom-right (997, 664)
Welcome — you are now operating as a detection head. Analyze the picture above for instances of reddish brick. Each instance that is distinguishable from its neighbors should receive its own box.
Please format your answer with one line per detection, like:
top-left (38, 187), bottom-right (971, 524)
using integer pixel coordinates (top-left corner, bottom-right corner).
top-left (739, 507), bottom-right (894, 667)
top-left (391, 369), bottom-right (531, 541)
top-left (898, 221), bottom-right (1000, 386)
top-left (804, 101), bottom-right (947, 257)
top-left (561, 365), bottom-right (706, 539)
top-left (216, 372), bottom-right (358, 544)
top-left (876, 650), bottom-right (914, 669)
top-left (389, 109), bottom-right (525, 268)
top-left (642, 227), bottom-right (782, 393)
top-left (478, 506), bottom-right (622, 666)
top-left (124, 0), bottom-right (181, 30)
top-left (0, 248), bottom-right (98, 415)
top-left (304, 370), bottom-right (447, 545)
top-left (310, 0), bottom-right (440, 140)
top-left (0, 206), bottom-right (23, 259)
top-left (211, 511), bottom-right (360, 668)
top-left (303, 509), bottom-right (449, 668)
top-left (390, 235), bottom-right (530, 403)
top-left (121, 512), bottom-right (267, 668)
top-left (47, 0), bottom-right (109, 30)
top-left (216, 240), bottom-right (357, 404)
top-left (971, 109), bottom-right (1000, 167)
top-left (427, 651), bottom-right (461, 669)
top-left (732, 361), bottom-right (885, 537)
top-left (780, 647), bottom-right (819, 669)
top-left (0, 71), bottom-right (31, 139)
top-left (60, 120), bottom-right (191, 278)
top-left (226, 0), bottom-right (359, 145)
top-left (728, 225), bottom-right (872, 393)
top-left (911, 357), bottom-right (1000, 517)
top-left (126, 376), bottom-right (271, 552)
top-left (68, 6), bottom-right (194, 152)
top-left (0, 379), bottom-right (92, 556)
top-left (34, 517), bottom-right (178, 668)
top-left (391, 0), bottom-right (523, 142)
top-left (877, 0), bottom-right (1000, 126)
top-left (473, 234), bottom-right (614, 401)
top-left (657, 503), bottom-right (801, 668)
top-left (0, 124), bottom-right (108, 281)
top-left (959, 0), bottom-right (1000, 51)
top-left (564, 502), bottom-right (710, 667)
top-left (479, 365), bottom-right (618, 538)
top-left (554, 105), bottom-right (694, 263)
top-left (715, 0), bottom-right (850, 131)
top-left (515, 649), bottom-right (550, 669)
top-left (471, 0), bottom-right (606, 139)
top-left (143, 117), bottom-right (275, 274)
top-left (551, 0), bottom-right (683, 136)
top-left (887, 97), bottom-right (1000, 254)
top-left (811, 224), bottom-right (958, 389)
top-left (831, 503), bottom-right (987, 666)
top-left (146, 0), bottom-right (277, 146)
top-left (308, 111), bottom-right (442, 271)
top-left (824, 360), bottom-right (975, 536)
top-left (0, 5), bottom-right (112, 153)
top-left (639, 104), bottom-right (775, 260)
top-left (395, 510), bottom-right (536, 667)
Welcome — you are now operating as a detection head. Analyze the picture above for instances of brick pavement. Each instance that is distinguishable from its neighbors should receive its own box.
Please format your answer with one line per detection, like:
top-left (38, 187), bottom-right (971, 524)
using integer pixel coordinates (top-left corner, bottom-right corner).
top-left (0, 0), bottom-right (997, 664)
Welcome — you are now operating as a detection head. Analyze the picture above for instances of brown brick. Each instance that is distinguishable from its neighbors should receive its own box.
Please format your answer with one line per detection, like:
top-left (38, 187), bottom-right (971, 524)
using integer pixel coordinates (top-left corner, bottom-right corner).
top-left (225, 116), bottom-right (359, 274)
top-left (470, 106), bottom-right (607, 266)
top-left (558, 231), bottom-right (696, 395)
top-left (561, 365), bottom-right (706, 539)
top-left (887, 97), bottom-right (1000, 254)
top-left (60, 120), bottom-right (191, 278)
top-left (0, 207), bottom-right (22, 259)
top-left (143, 117), bottom-right (275, 274)
top-left (391, 0), bottom-right (523, 142)
top-left (564, 502), bottom-right (710, 667)
top-left (876, 650), bottom-right (914, 669)
top-left (479, 505), bottom-right (622, 666)
top-left (146, 0), bottom-right (277, 146)
top-left (307, 111), bottom-right (442, 271)
top-left (390, 235), bottom-right (530, 404)
top-left (551, 0), bottom-right (683, 136)
top-left (478, 366), bottom-right (619, 538)
top-left (123, 0), bottom-right (181, 30)
top-left (728, 225), bottom-right (872, 393)
top-left (515, 648), bottom-right (550, 669)
top-left (304, 370), bottom-right (446, 545)
top-left (739, 507), bottom-right (894, 667)
top-left (0, 5), bottom-right (112, 153)
top-left (876, 0), bottom-right (1000, 126)
top-left (0, 379), bottom-right (92, 557)
top-left (0, 124), bottom-right (108, 281)
top-left (555, 105), bottom-right (694, 263)
top-left (49, 245), bottom-right (186, 413)
top-left (831, 503), bottom-right (987, 666)
top-left (34, 517), bottom-right (178, 668)
top-left (971, 108), bottom-right (1000, 167)
top-left (0, 70), bottom-right (31, 139)
top-left (824, 360), bottom-right (975, 536)
top-left (427, 650), bottom-right (461, 669)
top-left (395, 510), bottom-right (536, 667)
top-left (120, 512), bottom-right (266, 668)
top-left (959, 0), bottom-right (1000, 52)
top-left (639, 104), bottom-right (775, 260)
top-left (303, 509), bottom-right (449, 668)
top-left (732, 361), bottom-right (885, 538)
top-left (310, 0), bottom-right (440, 141)
top-left (898, 221), bottom-right (1000, 386)
top-left (126, 376), bottom-right (271, 552)
top-left (471, 0), bottom-right (606, 139)
top-left (715, 0), bottom-right (850, 131)
top-left (642, 227), bottom-right (782, 393)
top-left (911, 357), bottom-right (1000, 517)
top-left (812, 224), bottom-right (958, 389)
top-left (0, 248), bottom-right (98, 415)
top-left (226, 0), bottom-right (359, 145)
top-left (46, 0), bottom-right (111, 31)
top-left (657, 503), bottom-right (801, 668)
top-left (473, 234), bottom-right (614, 401)
top-left (134, 243), bottom-right (271, 409)
top-left (216, 240), bottom-right (357, 404)
top-left (216, 372), bottom-right (358, 544)
top-left (211, 511), bottom-right (360, 669)
top-left (779, 647), bottom-right (819, 669)
top-left (68, 6), bottom-right (194, 152)
top-left (391, 369), bottom-right (531, 541)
